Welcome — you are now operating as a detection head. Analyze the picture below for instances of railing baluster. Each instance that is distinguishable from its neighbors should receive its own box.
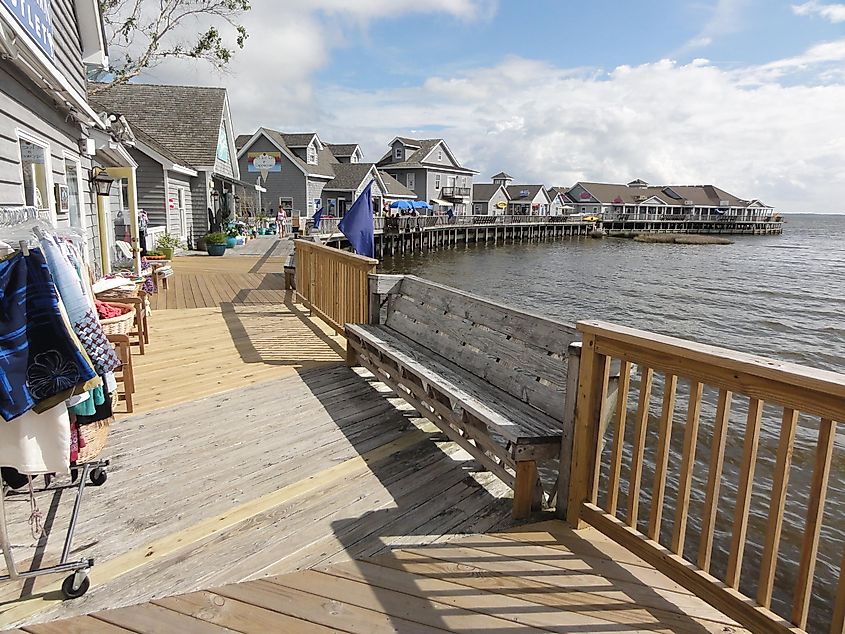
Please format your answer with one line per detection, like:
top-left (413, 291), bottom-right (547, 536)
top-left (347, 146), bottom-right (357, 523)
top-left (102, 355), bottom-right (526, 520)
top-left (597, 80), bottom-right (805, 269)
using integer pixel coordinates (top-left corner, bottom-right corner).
top-left (591, 360), bottom-right (613, 504)
top-left (698, 388), bottom-right (733, 572)
top-left (626, 366), bottom-right (654, 527)
top-left (832, 541), bottom-right (845, 634)
top-left (792, 418), bottom-right (837, 629)
top-left (606, 360), bottom-right (632, 516)
top-left (757, 407), bottom-right (798, 608)
top-left (726, 397), bottom-right (764, 588)
top-left (648, 373), bottom-right (677, 541)
top-left (671, 380), bottom-right (703, 555)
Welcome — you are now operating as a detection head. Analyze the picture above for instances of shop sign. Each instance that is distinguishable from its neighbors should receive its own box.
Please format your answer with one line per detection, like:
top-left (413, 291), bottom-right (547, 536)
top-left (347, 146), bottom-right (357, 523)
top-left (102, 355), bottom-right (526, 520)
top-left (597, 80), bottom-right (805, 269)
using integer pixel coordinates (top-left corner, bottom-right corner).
top-left (247, 151), bottom-right (282, 180)
top-left (1, 0), bottom-right (55, 59)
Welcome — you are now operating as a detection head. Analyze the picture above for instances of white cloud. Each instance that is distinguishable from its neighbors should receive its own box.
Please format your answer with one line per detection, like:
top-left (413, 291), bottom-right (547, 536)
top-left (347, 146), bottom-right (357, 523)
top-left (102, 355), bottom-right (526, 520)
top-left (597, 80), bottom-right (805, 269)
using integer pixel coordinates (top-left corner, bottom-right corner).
top-left (792, 1), bottom-right (845, 23)
top-left (137, 3), bottom-right (845, 214)
top-left (680, 0), bottom-right (751, 51)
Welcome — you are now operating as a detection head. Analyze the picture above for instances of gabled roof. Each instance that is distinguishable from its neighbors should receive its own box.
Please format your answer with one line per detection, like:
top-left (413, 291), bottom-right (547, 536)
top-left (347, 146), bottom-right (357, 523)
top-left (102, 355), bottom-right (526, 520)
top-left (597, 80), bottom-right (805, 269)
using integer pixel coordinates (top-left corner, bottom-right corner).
top-left (378, 171), bottom-right (416, 198)
top-left (239, 128), bottom-right (336, 178)
top-left (506, 185), bottom-right (549, 203)
top-left (491, 171), bottom-right (513, 180)
top-left (376, 137), bottom-right (477, 174)
top-left (570, 181), bottom-right (757, 207)
top-left (90, 82), bottom-right (229, 168)
top-left (326, 143), bottom-right (361, 158)
top-left (472, 183), bottom-right (509, 203)
top-left (323, 163), bottom-right (378, 191)
top-left (235, 134), bottom-right (252, 151)
top-left (279, 133), bottom-right (316, 148)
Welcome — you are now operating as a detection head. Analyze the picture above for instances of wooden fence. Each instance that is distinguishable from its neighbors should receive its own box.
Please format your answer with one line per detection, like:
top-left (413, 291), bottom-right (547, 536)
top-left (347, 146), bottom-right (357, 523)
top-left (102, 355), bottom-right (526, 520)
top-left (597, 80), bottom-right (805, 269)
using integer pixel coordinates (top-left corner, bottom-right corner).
top-left (294, 240), bottom-right (378, 334)
top-left (566, 320), bottom-right (845, 634)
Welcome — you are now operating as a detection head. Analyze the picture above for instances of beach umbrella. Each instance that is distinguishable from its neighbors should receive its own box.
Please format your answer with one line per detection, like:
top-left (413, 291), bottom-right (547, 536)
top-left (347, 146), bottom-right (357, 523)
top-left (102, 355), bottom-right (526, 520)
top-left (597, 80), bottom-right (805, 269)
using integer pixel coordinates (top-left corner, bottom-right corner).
top-left (389, 200), bottom-right (414, 210)
top-left (411, 201), bottom-right (431, 209)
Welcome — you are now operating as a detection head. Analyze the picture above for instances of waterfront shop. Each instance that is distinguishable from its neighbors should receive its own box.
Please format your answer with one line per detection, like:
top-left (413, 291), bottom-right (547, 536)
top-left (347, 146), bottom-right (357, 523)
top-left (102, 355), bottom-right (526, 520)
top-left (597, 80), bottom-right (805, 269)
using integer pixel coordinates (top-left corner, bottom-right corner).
top-left (0, 0), bottom-right (143, 273)
top-left (91, 82), bottom-right (256, 249)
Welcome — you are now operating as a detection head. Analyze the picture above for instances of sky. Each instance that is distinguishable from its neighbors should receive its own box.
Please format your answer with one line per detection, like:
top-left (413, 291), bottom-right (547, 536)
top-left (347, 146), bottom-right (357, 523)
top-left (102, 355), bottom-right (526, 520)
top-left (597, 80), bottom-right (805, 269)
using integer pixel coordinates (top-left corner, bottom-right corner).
top-left (140, 0), bottom-right (845, 213)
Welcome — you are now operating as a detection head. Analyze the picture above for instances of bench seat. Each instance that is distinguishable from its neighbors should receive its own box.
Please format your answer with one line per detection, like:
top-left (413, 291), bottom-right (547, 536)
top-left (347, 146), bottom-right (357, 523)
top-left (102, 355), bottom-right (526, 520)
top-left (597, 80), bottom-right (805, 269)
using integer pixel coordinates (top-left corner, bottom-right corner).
top-left (347, 324), bottom-right (562, 446)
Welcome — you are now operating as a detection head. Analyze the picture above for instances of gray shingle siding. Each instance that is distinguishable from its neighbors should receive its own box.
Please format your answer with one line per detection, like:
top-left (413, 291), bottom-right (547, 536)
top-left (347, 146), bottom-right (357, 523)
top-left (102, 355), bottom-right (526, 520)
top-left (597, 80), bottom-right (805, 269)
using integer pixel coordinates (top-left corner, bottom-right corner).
top-left (237, 136), bottom-right (307, 213)
top-left (50, 0), bottom-right (86, 97)
top-left (130, 148), bottom-right (167, 227)
top-left (0, 65), bottom-right (98, 264)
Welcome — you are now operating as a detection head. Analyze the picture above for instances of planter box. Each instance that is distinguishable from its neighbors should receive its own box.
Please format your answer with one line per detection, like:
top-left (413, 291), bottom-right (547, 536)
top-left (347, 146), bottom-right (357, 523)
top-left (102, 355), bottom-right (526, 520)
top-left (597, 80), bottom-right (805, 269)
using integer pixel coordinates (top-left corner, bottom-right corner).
top-left (207, 244), bottom-right (226, 256)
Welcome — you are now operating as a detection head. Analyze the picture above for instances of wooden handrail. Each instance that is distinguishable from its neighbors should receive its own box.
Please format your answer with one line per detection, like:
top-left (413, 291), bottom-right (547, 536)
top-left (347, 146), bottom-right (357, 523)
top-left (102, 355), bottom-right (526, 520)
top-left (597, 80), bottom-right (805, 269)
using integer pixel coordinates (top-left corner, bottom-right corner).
top-left (566, 320), bottom-right (844, 634)
top-left (293, 240), bottom-right (378, 334)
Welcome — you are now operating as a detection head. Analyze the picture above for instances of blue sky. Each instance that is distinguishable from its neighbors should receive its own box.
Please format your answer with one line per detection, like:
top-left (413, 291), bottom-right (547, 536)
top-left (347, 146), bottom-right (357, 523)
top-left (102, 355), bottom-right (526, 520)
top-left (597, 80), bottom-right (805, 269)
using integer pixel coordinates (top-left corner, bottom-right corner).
top-left (146, 0), bottom-right (845, 212)
top-left (319, 1), bottom-right (842, 90)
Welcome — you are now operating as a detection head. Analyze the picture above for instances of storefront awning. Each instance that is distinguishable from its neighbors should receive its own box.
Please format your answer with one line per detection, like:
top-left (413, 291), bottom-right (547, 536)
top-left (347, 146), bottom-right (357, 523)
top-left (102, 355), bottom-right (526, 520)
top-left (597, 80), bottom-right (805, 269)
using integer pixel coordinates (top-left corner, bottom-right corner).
top-left (431, 198), bottom-right (453, 206)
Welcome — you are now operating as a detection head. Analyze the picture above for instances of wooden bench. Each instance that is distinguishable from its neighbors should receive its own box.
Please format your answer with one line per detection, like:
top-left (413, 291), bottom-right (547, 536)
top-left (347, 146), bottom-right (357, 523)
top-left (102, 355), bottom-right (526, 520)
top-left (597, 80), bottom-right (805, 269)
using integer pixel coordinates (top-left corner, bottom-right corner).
top-left (345, 274), bottom-right (579, 519)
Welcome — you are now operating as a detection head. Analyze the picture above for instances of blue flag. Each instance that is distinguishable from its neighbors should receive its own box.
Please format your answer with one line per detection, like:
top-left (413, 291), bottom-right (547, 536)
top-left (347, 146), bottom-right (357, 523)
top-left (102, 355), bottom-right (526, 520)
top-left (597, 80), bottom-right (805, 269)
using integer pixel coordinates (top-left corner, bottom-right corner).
top-left (312, 207), bottom-right (323, 230)
top-left (338, 181), bottom-right (375, 258)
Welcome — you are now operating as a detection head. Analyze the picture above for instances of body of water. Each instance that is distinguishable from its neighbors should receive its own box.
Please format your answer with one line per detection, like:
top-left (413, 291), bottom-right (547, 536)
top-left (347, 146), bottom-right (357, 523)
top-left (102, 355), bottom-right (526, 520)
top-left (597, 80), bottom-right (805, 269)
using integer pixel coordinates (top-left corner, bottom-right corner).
top-left (380, 214), bottom-right (845, 631)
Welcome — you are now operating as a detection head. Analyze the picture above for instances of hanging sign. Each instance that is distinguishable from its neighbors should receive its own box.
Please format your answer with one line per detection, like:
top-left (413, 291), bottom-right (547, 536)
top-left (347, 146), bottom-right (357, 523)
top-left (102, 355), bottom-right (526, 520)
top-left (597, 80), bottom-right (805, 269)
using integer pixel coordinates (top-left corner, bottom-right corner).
top-left (1, 0), bottom-right (55, 59)
top-left (247, 151), bottom-right (282, 181)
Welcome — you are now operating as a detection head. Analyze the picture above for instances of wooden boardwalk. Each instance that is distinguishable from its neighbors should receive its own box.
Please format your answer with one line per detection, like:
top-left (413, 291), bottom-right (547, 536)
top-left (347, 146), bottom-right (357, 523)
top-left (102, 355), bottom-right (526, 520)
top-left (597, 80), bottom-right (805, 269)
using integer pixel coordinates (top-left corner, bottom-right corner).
top-left (0, 245), bottom-right (746, 633)
top-left (18, 521), bottom-right (747, 633)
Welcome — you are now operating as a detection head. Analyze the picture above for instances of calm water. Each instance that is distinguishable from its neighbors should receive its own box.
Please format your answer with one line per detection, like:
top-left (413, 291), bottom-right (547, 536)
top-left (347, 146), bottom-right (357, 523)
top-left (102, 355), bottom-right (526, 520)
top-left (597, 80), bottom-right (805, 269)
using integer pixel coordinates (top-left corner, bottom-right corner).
top-left (381, 214), bottom-right (845, 631)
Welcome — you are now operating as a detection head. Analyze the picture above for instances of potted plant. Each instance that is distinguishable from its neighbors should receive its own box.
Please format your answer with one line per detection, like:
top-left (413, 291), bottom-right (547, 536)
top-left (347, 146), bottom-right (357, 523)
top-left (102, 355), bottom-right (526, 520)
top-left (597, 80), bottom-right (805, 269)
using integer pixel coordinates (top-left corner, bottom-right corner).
top-left (145, 249), bottom-right (167, 261)
top-left (205, 232), bottom-right (227, 256)
top-left (155, 233), bottom-right (183, 260)
top-left (225, 228), bottom-right (238, 249)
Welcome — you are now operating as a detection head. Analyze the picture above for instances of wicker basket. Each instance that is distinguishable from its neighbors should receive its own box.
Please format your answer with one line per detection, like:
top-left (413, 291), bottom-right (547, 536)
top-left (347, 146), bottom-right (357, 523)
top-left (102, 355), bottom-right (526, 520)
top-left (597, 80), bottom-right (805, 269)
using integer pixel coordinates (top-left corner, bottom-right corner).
top-left (99, 302), bottom-right (134, 335)
top-left (78, 417), bottom-right (112, 463)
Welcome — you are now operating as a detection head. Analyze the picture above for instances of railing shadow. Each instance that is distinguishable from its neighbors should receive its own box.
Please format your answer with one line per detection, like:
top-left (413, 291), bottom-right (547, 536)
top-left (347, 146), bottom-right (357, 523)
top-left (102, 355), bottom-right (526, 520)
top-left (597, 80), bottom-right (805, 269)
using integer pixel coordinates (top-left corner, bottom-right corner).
top-left (271, 293), bottom-right (724, 631)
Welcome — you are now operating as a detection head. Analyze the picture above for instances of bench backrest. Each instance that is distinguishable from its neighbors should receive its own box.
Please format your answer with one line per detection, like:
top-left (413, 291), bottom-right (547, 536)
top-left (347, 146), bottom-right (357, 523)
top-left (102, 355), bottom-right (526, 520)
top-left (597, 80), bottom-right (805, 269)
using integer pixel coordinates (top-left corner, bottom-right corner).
top-left (384, 276), bottom-right (578, 421)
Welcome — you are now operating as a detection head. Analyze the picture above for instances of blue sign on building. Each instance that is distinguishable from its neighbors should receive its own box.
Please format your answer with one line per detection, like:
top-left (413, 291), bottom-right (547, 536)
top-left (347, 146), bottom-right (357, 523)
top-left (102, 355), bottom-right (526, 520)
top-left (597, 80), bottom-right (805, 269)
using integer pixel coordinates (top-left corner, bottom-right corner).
top-left (1, 0), bottom-right (55, 59)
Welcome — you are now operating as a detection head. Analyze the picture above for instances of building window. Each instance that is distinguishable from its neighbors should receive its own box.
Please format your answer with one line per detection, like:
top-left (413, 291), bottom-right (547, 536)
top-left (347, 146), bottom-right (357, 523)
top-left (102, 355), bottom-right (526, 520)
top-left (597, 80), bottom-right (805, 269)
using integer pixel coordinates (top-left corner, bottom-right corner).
top-left (394, 147), bottom-right (403, 160)
top-left (18, 136), bottom-right (51, 211)
top-left (437, 149), bottom-right (443, 161)
top-left (307, 144), bottom-right (317, 164)
top-left (435, 174), bottom-right (441, 190)
top-left (64, 157), bottom-right (83, 233)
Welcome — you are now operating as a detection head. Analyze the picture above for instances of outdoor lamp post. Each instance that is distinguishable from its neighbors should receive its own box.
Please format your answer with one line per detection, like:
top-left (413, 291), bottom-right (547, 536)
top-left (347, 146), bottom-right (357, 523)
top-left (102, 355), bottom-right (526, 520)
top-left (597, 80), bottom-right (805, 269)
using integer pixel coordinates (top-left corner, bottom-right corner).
top-left (91, 167), bottom-right (116, 275)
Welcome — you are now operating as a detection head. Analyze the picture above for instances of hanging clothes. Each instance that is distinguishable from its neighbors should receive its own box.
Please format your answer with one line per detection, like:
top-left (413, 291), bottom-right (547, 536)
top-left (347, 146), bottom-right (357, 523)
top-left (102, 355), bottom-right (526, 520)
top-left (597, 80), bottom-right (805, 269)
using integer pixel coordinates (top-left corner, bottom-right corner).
top-left (0, 250), bottom-right (99, 421)
top-left (39, 235), bottom-right (120, 376)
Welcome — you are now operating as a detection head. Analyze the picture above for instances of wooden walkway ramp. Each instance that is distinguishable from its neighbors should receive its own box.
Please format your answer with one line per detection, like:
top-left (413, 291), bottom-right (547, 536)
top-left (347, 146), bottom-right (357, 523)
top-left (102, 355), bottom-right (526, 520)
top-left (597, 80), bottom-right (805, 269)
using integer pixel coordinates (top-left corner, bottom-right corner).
top-left (18, 521), bottom-right (747, 633)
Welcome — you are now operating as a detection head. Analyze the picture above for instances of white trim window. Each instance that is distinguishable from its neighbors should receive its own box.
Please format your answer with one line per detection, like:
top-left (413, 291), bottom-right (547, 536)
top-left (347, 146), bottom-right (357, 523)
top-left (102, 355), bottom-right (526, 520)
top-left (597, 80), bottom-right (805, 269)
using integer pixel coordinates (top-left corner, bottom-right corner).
top-left (437, 149), bottom-right (443, 161)
top-left (63, 154), bottom-right (85, 233)
top-left (406, 173), bottom-right (415, 190)
top-left (394, 146), bottom-right (403, 160)
top-left (307, 143), bottom-right (317, 165)
top-left (434, 174), bottom-right (441, 190)
top-left (17, 131), bottom-right (53, 218)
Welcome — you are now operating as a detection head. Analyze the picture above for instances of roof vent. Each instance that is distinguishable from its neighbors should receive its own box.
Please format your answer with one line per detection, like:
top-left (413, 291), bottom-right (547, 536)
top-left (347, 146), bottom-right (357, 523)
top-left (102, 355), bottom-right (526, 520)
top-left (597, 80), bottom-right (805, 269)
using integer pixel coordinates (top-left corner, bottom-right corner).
top-left (627, 179), bottom-right (648, 188)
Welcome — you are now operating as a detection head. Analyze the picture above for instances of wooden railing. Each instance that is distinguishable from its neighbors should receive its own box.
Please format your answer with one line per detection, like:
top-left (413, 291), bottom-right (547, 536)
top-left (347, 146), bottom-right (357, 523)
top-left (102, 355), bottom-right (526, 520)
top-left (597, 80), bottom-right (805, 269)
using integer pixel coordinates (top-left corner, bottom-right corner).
top-left (566, 320), bottom-right (845, 634)
top-left (314, 214), bottom-right (580, 236)
top-left (294, 240), bottom-right (378, 334)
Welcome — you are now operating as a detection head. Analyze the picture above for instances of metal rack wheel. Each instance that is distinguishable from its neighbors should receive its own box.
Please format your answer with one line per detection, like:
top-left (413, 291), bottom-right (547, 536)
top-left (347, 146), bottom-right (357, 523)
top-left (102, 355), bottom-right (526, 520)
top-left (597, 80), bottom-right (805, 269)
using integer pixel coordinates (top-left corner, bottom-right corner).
top-left (61, 570), bottom-right (90, 599)
top-left (89, 468), bottom-right (107, 486)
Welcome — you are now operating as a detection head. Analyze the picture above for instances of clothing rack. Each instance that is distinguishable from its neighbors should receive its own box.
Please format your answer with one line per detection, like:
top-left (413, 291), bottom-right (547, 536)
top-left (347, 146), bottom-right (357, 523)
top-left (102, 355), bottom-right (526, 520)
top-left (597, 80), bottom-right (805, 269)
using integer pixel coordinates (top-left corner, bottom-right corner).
top-left (0, 207), bottom-right (111, 600)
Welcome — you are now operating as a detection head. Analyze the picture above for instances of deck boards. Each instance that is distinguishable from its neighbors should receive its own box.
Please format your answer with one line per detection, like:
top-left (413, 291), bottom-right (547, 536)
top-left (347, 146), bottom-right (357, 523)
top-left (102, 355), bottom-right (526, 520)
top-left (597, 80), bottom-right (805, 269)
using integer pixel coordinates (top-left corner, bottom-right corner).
top-left (28, 522), bottom-right (749, 634)
top-left (0, 246), bottom-right (747, 633)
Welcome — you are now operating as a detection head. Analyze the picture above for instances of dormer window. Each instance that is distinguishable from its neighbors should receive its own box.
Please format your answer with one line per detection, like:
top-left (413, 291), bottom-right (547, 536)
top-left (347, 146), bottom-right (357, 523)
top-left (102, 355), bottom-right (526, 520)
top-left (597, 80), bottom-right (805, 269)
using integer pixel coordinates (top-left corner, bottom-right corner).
top-left (394, 147), bottom-right (403, 160)
top-left (307, 144), bottom-right (317, 165)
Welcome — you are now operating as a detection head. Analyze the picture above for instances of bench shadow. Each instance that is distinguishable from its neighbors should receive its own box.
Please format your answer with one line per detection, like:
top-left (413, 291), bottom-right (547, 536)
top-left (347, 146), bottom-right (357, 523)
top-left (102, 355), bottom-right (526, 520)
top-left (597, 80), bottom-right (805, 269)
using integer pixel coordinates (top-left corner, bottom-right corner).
top-left (287, 361), bottom-right (718, 633)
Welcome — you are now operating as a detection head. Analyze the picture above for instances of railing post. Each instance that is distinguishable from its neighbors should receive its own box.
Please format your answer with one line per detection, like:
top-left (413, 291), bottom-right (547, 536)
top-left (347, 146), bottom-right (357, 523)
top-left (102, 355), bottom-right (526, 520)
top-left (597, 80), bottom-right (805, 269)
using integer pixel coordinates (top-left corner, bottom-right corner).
top-left (555, 341), bottom-right (581, 519)
top-left (566, 332), bottom-right (609, 528)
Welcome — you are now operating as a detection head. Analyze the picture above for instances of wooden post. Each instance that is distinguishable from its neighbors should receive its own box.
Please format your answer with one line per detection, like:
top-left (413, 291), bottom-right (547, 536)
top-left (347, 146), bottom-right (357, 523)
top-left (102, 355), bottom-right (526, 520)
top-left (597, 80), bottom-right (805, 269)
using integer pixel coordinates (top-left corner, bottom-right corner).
top-left (566, 332), bottom-right (609, 528)
top-left (513, 460), bottom-right (539, 520)
top-left (555, 342), bottom-right (581, 519)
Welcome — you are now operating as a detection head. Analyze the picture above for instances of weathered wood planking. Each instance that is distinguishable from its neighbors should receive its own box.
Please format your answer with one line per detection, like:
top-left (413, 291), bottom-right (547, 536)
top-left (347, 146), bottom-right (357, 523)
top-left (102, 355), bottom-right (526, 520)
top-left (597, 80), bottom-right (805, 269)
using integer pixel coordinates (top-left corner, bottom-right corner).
top-left (44, 521), bottom-right (751, 634)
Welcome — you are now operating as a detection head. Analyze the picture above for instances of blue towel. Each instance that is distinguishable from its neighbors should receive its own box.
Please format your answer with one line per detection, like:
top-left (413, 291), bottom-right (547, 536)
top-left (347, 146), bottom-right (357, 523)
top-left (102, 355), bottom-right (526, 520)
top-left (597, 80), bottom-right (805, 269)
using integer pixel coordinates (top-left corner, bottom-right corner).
top-left (0, 250), bottom-right (97, 421)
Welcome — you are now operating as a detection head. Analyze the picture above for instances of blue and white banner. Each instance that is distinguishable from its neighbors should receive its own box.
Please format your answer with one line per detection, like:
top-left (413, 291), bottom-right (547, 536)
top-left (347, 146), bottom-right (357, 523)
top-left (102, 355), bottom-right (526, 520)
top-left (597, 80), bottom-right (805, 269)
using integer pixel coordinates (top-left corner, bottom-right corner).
top-left (1, 0), bottom-right (55, 59)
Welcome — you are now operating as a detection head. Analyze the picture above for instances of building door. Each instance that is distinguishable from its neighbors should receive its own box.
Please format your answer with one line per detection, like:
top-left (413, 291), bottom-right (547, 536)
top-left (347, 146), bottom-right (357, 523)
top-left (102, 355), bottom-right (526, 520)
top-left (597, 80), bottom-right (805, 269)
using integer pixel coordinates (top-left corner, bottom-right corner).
top-left (406, 173), bottom-right (415, 190)
top-left (176, 187), bottom-right (188, 239)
